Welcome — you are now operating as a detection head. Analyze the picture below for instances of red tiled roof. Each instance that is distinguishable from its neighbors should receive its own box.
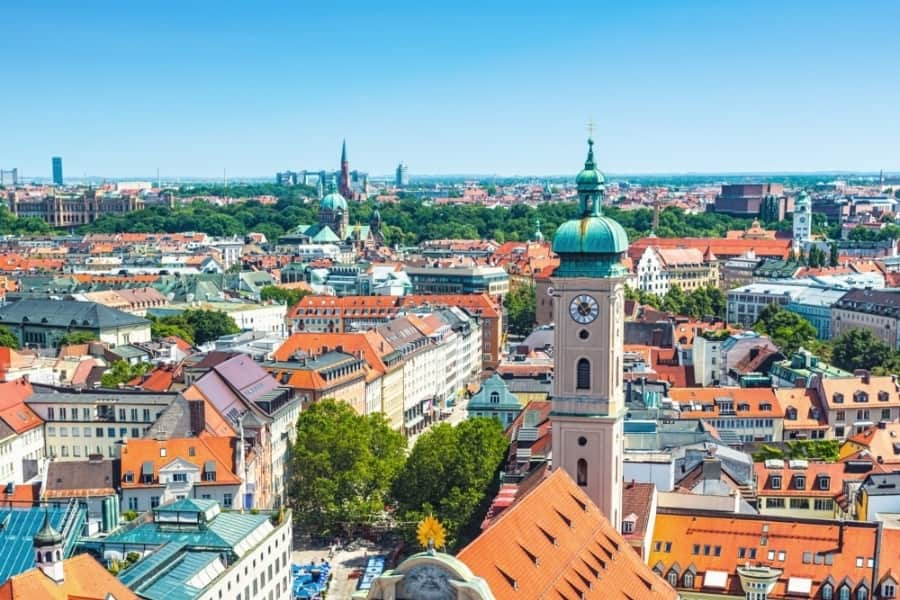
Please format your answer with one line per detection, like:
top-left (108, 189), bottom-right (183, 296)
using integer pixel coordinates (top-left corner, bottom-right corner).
top-left (457, 468), bottom-right (677, 599)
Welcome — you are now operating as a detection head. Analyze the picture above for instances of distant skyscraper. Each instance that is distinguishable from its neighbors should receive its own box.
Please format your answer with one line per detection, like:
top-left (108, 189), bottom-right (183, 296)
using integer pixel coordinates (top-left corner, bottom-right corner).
top-left (395, 162), bottom-right (409, 187)
top-left (51, 156), bottom-right (63, 186)
top-left (338, 140), bottom-right (353, 200)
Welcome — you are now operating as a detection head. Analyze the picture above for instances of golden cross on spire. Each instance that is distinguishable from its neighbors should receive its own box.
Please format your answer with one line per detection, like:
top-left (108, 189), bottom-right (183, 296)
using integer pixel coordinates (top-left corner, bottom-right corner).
top-left (586, 118), bottom-right (595, 140)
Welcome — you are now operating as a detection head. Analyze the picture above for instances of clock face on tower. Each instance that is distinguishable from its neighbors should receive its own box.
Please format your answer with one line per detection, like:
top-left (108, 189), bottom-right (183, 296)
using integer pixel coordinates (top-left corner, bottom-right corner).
top-left (569, 294), bottom-right (599, 324)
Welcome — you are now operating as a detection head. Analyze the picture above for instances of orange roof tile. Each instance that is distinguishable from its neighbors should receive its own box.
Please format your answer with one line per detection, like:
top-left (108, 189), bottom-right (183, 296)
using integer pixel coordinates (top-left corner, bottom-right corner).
top-left (649, 511), bottom-right (879, 598)
top-left (119, 436), bottom-right (240, 488)
top-left (457, 468), bottom-right (677, 600)
top-left (0, 553), bottom-right (139, 599)
top-left (670, 387), bottom-right (781, 419)
top-left (0, 379), bottom-right (42, 434)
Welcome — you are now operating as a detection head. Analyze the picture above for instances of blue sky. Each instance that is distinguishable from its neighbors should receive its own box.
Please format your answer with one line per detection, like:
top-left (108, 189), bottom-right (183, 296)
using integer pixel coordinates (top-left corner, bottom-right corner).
top-left (3, 1), bottom-right (898, 178)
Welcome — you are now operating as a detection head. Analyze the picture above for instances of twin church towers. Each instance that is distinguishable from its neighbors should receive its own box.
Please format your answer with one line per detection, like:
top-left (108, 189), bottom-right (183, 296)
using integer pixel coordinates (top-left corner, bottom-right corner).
top-left (549, 137), bottom-right (628, 528)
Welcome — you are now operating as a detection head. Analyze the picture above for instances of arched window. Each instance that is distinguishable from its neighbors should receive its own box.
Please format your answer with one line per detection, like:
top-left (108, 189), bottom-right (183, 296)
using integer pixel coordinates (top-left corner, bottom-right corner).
top-left (44, 551), bottom-right (52, 563)
top-left (490, 391), bottom-right (500, 404)
top-left (667, 571), bottom-right (678, 587)
top-left (56, 551), bottom-right (61, 561)
top-left (857, 587), bottom-right (869, 600)
top-left (822, 584), bottom-right (833, 600)
top-left (840, 586), bottom-right (851, 600)
top-left (35, 551), bottom-right (42, 564)
top-left (577, 459), bottom-right (588, 486)
top-left (683, 572), bottom-right (694, 588)
top-left (576, 359), bottom-right (591, 390)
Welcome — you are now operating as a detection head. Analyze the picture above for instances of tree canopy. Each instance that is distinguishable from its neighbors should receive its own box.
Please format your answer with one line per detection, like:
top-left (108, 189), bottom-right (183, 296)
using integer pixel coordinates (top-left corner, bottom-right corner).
top-left (391, 418), bottom-right (509, 550)
top-left (831, 328), bottom-right (897, 373)
top-left (58, 331), bottom-right (98, 346)
top-left (147, 309), bottom-right (238, 345)
top-left (260, 285), bottom-right (310, 308)
top-left (625, 284), bottom-right (726, 320)
top-left (290, 399), bottom-right (406, 537)
top-left (504, 283), bottom-right (536, 336)
top-left (752, 303), bottom-right (818, 356)
top-left (0, 326), bottom-right (20, 350)
top-left (100, 360), bottom-right (152, 388)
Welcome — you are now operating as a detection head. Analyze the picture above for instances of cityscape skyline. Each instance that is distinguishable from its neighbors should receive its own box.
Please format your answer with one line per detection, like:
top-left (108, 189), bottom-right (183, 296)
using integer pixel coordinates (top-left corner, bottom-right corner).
top-left (3, 1), bottom-right (900, 178)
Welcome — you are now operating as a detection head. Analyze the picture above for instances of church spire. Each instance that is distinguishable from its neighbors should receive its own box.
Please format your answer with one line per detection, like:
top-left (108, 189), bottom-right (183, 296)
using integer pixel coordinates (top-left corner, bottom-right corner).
top-left (341, 139), bottom-right (348, 165)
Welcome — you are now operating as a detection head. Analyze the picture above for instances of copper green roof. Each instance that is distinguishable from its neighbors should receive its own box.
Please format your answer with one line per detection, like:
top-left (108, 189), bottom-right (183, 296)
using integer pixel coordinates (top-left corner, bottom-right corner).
top-left (551, 138), bottom-right (629, 277)
top-left (320, 191), bottom-right (348, 212)
top-left (33, 511), bottom-right (63, 546)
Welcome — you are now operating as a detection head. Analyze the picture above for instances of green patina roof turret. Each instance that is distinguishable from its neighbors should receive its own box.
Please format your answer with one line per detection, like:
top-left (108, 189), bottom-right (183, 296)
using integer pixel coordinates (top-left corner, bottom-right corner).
top-left (34, 512), bottom-right (63, 547)
top-left (552, 138), bottom-right (629, 278)
top-left (320, 190), bottom-right (348, 212)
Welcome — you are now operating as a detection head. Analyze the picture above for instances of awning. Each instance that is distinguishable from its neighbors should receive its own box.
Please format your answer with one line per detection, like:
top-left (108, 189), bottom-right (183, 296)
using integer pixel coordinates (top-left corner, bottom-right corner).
top-left (787, 577), bottom-right (812, 595)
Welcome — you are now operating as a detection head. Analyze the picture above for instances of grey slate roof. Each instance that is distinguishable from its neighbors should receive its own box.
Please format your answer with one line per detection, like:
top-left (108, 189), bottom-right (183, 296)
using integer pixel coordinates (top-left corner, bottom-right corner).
top-left (45, 459), bottom-right (120, 494)
top-left (0, 299), bottom-right (148, 329)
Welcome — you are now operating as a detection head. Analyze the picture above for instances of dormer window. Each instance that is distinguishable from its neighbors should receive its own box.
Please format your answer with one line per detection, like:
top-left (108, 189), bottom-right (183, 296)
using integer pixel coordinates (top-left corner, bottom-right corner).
top-left (819, 476), bottom-right (831, 490)
top-left (794, 475), bottom-right (806, 489)
top-left (879, 391), bottom-right (890, 402)
top-left (786, 407), bottom-right (798, 420)
top-left (770, 475), bottom-right (782, 490)
top-left (883, 581), bottom-right (896, 598)
top-left (855, 392), bottom-right (869, 403)
top-left (834, 393), bottom-right (844, 404)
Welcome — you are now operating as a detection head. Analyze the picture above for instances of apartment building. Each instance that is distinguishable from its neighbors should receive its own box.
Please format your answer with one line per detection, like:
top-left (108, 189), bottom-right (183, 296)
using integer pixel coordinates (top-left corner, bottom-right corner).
top-left (832, 288), bottom-right (900, 350)
top-left (635, 246), bottom-right (718, 296)
top-left (814, 372), bottom-right (900, 440)
top-left (27, 386), bottom-right (177, 460)
top-left (119, 437), bottom-right (243, 513)
top-left (0, 379), bottom-right (44, 484)
top-left (754, 459), bottom-right (876, 519)
top-left (670, 386), bottom-right (784, 443)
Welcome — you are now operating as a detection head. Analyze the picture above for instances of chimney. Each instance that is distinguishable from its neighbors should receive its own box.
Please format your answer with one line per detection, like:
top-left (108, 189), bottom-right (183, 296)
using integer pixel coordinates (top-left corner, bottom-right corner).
top-left (702, 454), bottom-right (722, 482)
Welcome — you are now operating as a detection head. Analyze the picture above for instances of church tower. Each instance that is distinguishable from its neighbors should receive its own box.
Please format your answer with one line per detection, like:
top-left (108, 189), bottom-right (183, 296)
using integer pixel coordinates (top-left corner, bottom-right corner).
top-left (550, 137), bottom-right (628, 529)
top-left (338, 139), bottom-right (353, 200)
top-left (33, 512), bottom-right (65, 583)
top-left (793, 191), bottom-right (812, 252)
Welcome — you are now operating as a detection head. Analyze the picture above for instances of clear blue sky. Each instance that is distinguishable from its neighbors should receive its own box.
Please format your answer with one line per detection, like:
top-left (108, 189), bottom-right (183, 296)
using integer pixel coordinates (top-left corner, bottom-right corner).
top-left (3, 1), bottom-right (898, 178)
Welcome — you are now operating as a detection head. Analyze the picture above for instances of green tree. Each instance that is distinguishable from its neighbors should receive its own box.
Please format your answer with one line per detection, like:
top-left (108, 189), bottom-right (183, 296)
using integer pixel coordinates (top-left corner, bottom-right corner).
top-left (504, 283), bottom-right (536, 336)
top-left (100, 360), bottom-right (151, 388)
top-left (149, 317), bottom-right (195, 345)
top-left (752, 304), bottom-right (817, 356)
top-left (829, 243), bottom-right (839, 267)
top-left (181, 309), bottom-right (240, 344)
top-left (260, 285), bottom-right (310, 307)
top-left (291, 399), bottom-right (406, 536)
top-left (831, 328), bottom-right (895, 372)
top-left (0, 326), bottom-right (19, 349)
top-left (58, 331), bottom-right (99, 346)
top-left (661, 284), bottom-right (686, 314)
top-left (392, 418), bottom-right (508, 550)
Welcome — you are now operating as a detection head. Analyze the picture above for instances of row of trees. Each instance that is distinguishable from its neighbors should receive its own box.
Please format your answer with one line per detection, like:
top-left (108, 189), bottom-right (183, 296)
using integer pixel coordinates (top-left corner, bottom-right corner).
top-left (291, 400), bottom-right (508, 551)
top-left (752, 304), bottom-right (900, 374)
top-left (148, 309), bottom-right (239, 345)
top-left (625, 284), bottom-right (727, 319)
top-left (504, 283), bottom-right (536, 336)
top-left (74, 181), bottom-right (770, 245)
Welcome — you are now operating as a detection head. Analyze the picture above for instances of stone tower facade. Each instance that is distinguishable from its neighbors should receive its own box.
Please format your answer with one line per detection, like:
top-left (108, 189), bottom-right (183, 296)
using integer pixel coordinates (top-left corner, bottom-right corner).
top-left (549, 138), bottom-right (628, 529)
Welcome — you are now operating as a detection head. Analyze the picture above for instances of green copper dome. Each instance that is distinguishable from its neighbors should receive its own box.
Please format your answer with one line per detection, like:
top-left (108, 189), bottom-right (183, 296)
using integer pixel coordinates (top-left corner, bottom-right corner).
top-left (34, 512), bottom-right (63, 547)
top-left (320, 191), bottom-right (348, 212)
top-left (551, 137), bottom-right (629, 278)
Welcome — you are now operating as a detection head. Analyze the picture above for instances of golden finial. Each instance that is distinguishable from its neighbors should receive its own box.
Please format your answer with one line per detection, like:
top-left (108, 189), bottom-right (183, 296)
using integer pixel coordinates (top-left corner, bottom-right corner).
top-left (417, 515), bottom-right (446, 553)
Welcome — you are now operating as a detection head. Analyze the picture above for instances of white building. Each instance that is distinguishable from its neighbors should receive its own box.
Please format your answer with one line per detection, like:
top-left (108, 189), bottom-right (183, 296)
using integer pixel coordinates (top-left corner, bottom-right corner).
top-left (0, 381), bottom-right (45, 485)
top-left (101, 499), bottom-right (293, 600)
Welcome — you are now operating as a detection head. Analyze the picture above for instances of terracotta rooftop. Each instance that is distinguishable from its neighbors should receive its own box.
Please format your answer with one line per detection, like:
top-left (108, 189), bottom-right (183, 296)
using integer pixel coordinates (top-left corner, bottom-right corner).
top-left (457, 468), bottom-right (677, 600)
top-left (0, 552), bottom-right (139, 599)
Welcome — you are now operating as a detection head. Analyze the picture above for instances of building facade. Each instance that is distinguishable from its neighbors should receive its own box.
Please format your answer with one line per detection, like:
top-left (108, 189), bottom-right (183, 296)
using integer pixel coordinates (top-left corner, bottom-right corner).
top-left (549, 138), bottom-right (627, 529)
top-left (831, 289), bottom-right (900, 350)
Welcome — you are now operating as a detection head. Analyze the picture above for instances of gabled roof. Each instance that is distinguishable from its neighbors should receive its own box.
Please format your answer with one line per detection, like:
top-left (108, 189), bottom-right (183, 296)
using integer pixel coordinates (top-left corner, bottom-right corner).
top-left (119, 437), bottom-right (240, 488)
top-left (0, 553), bottom-right (139, 599)
top-left (0, 379), bottom-right (42, 435)
top-left (44, 459), bottom-right (119, 499)
top-left (0, 299), bottom-right (148, 329)
top-left (457, 468), bottom-right (677, 599)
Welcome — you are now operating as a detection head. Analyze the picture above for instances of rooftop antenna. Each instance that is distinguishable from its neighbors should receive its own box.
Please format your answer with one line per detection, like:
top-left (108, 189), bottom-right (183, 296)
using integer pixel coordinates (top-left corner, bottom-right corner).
top-left (156, 168), bottom-right (161, 189)
top-left (223, 168), bottom-right (228, 188)
top-left (586, 117), bottom-right (596, 140)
